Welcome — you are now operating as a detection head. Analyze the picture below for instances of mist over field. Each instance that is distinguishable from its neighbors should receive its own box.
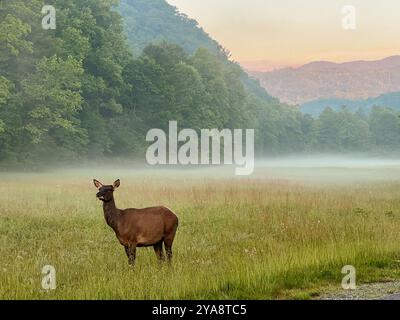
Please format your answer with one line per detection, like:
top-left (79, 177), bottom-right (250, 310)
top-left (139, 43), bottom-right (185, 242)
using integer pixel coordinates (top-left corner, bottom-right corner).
top-left (255, 156), bottom-right (400, 183)
top-left (7, 155), bottom-right (400, 184)
top-left (257, 156), bottom-right (400, 168)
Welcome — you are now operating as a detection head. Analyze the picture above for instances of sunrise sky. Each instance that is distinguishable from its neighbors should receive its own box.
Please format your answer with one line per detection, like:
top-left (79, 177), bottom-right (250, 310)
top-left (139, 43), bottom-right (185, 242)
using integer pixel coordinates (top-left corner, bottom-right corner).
top-left (166, 0), bottom-right (400, 70)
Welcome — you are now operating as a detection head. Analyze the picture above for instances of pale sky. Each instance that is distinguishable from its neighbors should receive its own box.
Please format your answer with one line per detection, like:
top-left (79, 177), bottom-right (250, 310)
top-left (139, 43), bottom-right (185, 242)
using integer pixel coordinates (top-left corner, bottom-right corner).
top-left (166, 0), bottom-right (400, 69)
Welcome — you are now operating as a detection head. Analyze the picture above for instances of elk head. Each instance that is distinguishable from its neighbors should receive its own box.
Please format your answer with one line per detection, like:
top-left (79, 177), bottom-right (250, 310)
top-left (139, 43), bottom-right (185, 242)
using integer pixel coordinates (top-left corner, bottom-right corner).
top-left (93, 179), bottom-right (120, 202)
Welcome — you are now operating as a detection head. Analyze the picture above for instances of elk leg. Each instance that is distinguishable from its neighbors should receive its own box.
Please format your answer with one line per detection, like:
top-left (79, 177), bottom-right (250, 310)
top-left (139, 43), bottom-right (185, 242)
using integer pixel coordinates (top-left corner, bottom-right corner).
top-left (153, 241), bottom-right (165, 263)
top-left (125, 245), bottom-right (136, 266)
top-left (163, 239), bottom-right (173, 264)
top-left (124, 246), bottom-right (130, 258)
top-left (164, 226), bottom-right (177, 264)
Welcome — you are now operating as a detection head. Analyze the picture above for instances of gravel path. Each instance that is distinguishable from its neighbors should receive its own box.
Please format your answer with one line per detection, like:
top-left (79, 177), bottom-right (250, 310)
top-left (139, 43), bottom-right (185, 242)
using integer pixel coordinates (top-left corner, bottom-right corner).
top-left (319, 282), bottom-right (400, 300)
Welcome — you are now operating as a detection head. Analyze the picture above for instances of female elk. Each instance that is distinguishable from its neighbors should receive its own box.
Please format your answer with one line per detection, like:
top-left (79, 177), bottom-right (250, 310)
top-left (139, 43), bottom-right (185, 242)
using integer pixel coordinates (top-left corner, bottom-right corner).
top-left (93, 179), bottom-right (178, 266)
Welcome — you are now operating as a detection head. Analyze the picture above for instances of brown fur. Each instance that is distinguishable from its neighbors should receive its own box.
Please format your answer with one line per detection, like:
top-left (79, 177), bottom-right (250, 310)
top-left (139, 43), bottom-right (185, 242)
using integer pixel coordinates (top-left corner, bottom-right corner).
top-left (93, 179), bottom-right (178, 266)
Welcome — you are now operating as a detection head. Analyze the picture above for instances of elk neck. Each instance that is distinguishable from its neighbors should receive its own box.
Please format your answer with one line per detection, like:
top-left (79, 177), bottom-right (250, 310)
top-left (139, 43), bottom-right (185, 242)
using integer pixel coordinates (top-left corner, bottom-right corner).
top-left (102, 195), bottom-right (120, 232)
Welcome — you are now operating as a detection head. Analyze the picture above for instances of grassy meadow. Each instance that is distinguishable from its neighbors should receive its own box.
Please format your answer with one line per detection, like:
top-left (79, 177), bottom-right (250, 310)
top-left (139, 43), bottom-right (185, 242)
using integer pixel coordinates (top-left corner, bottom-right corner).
top-left (1, 161), bottom-right (400, 299)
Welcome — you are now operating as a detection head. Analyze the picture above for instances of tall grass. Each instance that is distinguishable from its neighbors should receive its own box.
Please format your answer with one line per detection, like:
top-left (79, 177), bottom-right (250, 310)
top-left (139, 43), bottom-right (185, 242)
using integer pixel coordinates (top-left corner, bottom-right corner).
top-left (1, 167), bottom-right (400, 299)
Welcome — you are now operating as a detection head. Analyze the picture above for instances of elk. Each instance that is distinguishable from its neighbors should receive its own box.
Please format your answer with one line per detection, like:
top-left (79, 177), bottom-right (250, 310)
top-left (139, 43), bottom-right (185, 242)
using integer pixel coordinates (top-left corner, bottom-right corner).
top-left (93, 179), bottom-right (178, 266)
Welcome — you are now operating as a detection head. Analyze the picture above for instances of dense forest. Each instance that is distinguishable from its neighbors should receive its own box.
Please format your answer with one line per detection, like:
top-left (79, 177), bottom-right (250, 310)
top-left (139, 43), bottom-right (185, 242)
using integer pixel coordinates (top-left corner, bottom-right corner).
top-left (0, 0), bottom-right (400, 169)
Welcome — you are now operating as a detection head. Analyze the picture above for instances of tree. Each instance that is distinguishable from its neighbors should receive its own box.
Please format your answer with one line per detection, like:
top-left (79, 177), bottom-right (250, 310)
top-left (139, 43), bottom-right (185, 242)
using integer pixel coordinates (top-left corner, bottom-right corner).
top-left (337, 108), bottom-right (370, 151)
top-left (369, 107), bottom-right (400, 150)
top-left (0, 77), bottom-right (12, 106)
top-left (316, 107), bottom-right (341, 151)
top-left (14, 55), bottom-right (86, 163)
top-left (0, 77), bottom-right (12, 135)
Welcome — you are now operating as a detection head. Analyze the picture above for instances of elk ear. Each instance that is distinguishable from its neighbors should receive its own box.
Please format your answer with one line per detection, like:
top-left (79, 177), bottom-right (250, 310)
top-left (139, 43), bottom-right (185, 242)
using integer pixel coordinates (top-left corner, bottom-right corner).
top-left (113, 179), bottom-right (120, 189)
top-left (93, 179), bottom-right (103, 189)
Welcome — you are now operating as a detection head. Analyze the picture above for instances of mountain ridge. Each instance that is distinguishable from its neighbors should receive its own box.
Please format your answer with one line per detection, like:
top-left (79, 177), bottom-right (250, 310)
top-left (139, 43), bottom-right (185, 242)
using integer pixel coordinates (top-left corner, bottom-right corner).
top-left (250, 55), bottom-right (400, 105)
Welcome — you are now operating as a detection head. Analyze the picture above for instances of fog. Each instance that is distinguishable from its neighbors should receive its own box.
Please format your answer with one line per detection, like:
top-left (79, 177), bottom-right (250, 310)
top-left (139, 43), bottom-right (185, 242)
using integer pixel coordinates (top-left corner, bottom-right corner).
top-left (256, 155), bottom-right (400, 169)
top-left (254, 155), bottom-right (400, 184)
top-left (6, 155), bottom-right (400, 186)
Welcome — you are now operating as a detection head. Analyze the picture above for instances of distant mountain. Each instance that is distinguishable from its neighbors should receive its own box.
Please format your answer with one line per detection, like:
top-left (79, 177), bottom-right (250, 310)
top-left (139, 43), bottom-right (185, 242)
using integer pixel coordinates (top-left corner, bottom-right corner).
top-left (249, 56), bottom-right (400, 105)
top-left (301, 92), bottom-right (400, 117)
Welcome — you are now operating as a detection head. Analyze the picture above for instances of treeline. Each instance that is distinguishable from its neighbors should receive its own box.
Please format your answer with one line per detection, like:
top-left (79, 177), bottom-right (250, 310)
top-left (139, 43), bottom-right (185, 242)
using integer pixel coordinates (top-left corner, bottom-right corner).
top-left (0, 0), bottom-right (399, 169)
top-left (301, 107), bottom-right (400, 153)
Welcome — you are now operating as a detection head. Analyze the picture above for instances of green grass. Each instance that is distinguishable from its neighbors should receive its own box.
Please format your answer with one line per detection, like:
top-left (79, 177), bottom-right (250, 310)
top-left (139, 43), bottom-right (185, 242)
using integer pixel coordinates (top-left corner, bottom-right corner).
top-left (1, 167), bottom-right (400, 299)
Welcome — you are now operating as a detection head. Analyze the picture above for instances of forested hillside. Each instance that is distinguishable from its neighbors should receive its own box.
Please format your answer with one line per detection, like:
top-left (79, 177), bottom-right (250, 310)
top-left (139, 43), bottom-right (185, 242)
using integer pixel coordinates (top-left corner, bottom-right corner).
top-left (0, 0), bottom-right (303, 168)
top-left (1, 0), bottom-right (400, 169)
top-left (118, 0), bottom-right (278, 106)
top-left (119, 0), bottom-right (224, 57)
